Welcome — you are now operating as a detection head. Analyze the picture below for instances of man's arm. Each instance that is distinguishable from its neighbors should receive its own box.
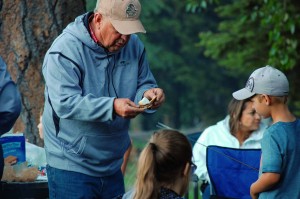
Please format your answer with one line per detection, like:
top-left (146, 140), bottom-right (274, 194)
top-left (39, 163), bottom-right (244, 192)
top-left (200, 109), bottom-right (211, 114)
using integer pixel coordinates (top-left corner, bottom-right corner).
top-left (0, 57), bottom-right (22, 134)
top-left (250, 172), bottom-right (281, 199)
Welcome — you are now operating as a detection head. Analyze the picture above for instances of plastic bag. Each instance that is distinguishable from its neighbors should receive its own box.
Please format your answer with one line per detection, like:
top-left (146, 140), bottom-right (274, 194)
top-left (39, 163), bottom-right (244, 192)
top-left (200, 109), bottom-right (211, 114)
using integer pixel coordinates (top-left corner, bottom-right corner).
top-left (1, 161), bottom-right (38, 182)
top-left (26, 142), bottom-right (47, 167)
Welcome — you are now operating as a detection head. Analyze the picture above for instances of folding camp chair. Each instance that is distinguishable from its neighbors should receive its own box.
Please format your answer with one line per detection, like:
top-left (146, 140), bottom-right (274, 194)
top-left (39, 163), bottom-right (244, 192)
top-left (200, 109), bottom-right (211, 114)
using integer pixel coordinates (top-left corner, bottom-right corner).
top-left (206, 146), bottom-right (261, 199)
top-left (186, 131), bottom-right (202, 148)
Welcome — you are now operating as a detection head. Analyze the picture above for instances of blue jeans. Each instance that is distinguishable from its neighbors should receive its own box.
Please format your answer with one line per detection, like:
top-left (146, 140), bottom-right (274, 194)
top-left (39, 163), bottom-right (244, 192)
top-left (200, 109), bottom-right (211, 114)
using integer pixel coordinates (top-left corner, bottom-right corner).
top-left (46, 165), bottom-right (125, 199)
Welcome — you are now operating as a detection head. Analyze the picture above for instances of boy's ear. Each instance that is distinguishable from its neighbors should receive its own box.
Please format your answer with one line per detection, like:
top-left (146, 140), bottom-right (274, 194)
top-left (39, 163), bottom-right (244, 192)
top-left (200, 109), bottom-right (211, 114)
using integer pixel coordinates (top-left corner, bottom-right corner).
top-left (262, 94), bottom-right (271, 105)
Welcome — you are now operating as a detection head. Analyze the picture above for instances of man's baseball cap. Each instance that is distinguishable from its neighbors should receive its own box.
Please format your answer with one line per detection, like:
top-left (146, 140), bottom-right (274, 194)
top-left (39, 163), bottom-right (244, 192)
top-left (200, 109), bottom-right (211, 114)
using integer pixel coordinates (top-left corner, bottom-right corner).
top-left (97, 0), bottom-right (146, 35)
top-left (232, 65), bottom-right (289, 100)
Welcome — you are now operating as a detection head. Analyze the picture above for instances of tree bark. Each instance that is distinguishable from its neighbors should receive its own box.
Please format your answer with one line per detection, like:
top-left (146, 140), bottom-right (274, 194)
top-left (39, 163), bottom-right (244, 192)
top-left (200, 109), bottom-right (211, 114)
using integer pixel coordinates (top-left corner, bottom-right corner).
top-left (0, 0), bottom-right (86, 145)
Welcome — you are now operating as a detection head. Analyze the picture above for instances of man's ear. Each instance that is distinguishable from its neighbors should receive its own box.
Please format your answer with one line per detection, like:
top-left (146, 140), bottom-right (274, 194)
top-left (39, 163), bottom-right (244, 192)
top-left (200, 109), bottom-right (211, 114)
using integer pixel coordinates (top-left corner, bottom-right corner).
top-left (183, 162), bottom-right (190, 177)
top-left (93, 13), bottom-right (103, 25)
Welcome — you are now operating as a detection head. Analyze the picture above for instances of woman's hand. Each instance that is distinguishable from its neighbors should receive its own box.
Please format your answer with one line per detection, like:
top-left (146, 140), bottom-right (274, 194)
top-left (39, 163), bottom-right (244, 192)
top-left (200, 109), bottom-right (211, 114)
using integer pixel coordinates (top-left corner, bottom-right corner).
top-left (4, 155), bottom-right (17, 165)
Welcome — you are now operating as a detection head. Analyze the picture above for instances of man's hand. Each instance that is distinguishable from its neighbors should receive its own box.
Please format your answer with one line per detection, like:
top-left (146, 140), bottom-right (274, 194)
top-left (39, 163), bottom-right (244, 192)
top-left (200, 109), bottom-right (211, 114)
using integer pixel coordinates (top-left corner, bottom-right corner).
top-left (113, 98), bottom-right (145, 118)
top-left (143, 88), bottom-right (165, 109)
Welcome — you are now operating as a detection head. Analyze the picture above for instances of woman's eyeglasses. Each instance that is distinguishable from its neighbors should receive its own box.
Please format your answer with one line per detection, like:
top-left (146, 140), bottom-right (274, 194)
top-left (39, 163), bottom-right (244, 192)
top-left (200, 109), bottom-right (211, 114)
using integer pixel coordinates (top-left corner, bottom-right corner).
top-left (190, 161), bottom-right (197, 175)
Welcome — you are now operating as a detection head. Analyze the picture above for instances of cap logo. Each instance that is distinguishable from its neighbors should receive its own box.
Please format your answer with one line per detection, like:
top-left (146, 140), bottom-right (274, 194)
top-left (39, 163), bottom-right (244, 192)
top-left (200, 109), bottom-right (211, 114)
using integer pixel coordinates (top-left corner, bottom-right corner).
top-left (245, 77), bottom-right (254, 92)
top-left (126, 3), bottom-right (138, 18)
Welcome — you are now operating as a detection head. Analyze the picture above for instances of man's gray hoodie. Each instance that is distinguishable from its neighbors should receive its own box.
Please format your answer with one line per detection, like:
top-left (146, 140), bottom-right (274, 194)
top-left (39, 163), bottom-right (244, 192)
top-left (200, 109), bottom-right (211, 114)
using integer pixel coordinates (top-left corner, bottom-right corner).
top-left (42, 12), bottom-right (157, 177)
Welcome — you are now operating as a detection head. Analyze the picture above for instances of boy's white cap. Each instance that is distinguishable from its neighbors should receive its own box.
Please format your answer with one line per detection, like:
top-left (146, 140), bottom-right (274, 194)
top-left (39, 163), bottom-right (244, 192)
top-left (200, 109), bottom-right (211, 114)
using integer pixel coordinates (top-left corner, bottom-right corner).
top-left (232, 65), bottom-right (289, 100)
top-left (97, 0), bottom-right (146, 35)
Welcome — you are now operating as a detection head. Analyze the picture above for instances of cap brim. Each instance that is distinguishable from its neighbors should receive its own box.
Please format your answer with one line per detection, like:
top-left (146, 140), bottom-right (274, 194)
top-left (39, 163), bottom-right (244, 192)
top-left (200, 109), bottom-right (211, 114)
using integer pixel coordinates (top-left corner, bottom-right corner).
top-left (232, 88), bottom-right (255, 100)
top-left (111, 19), bottom-right (146, 35)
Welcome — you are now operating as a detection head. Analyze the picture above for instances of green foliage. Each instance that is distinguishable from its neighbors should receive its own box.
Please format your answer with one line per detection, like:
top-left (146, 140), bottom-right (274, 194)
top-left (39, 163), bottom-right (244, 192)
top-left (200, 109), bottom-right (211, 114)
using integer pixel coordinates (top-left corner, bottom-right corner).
top-left (199, 1), bottom-right (269, 74)
top-left (86, 0), bottom-right (97, 11)
top-left (252, 0), bottom-right (299, 70)
top-left (189, 0), bottom-right (300, 116)
top-left (186, 0), bottom-right (219, 13)
top-left (188, 0), bottom-right (300, 70)
top-left (138, 0), bottom-right (237, 129)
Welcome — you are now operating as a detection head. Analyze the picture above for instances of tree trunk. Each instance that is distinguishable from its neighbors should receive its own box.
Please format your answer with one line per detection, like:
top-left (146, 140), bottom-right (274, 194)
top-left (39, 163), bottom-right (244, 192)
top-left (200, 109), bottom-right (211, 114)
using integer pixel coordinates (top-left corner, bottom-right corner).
top-left (0, 0), bottom-right (86, 146)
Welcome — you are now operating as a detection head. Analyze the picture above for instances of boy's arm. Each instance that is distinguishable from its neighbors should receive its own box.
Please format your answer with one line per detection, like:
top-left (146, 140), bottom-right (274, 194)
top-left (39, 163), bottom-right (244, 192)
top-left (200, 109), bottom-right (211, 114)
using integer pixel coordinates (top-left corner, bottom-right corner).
top-left (250, 172), bottom-right (281, 199)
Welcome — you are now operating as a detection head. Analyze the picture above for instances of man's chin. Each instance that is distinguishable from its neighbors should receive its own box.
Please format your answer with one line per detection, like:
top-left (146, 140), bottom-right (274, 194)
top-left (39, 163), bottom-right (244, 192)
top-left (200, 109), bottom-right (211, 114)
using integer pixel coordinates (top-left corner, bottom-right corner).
top-left (108, 45), bottom-right (123, 53)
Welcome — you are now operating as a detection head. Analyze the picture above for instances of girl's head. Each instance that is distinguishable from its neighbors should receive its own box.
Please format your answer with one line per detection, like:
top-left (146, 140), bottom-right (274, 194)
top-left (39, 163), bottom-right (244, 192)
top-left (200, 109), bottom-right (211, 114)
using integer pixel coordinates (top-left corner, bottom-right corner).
top-left (133, 129), bottom-right (193, 199)
top-left (228, 98), bottom-right (261, 135)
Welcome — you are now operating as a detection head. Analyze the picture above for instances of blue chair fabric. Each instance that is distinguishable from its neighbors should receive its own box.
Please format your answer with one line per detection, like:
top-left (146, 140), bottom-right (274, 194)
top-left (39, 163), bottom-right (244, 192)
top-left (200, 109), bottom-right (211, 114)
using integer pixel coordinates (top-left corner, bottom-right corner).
top-left (206, 146), bottom-right (261, 199)
top-left (186, 132), bottom-right (202, 148)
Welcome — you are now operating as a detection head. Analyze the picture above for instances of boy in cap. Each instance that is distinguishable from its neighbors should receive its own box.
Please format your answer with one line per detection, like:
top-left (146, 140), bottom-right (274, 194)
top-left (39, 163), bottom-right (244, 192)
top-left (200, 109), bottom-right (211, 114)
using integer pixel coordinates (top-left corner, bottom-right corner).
top-left (232, 66), bottom-right (300, 199)
top-left (42, 0), bottom-right (165, 198)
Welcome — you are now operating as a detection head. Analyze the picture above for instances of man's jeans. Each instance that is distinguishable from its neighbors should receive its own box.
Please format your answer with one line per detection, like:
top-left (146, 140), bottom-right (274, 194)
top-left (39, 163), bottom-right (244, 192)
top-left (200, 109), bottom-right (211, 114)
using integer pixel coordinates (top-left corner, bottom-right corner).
top-left (47, 165), bottom-right (125, 199)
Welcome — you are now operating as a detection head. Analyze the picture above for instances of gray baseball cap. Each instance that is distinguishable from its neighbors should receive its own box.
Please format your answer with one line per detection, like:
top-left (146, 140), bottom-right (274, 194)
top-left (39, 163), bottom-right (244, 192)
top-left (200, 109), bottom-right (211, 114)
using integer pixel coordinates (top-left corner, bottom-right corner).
top-left (232, 65), bottom-right (289, 100)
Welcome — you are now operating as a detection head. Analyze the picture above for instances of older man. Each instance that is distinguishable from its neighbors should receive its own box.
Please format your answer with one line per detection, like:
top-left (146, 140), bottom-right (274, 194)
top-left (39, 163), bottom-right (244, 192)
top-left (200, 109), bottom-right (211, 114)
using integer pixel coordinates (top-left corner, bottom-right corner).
top-left (42, 0), bottom-right (165, 198)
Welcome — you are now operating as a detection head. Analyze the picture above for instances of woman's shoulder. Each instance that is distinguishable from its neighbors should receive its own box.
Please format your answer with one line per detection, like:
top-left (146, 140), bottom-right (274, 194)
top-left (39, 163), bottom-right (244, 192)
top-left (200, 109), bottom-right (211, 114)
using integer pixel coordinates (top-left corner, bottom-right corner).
top-left (201, 116), bottom-right (230, 137)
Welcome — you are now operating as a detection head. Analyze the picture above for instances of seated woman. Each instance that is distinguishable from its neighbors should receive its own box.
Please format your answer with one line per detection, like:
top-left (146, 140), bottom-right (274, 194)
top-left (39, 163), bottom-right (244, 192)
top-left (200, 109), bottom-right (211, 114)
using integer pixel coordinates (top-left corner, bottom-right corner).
top-left (123, 129), bottom-right (194, 199)
top-left (193, 98), bottom-right (270, 199)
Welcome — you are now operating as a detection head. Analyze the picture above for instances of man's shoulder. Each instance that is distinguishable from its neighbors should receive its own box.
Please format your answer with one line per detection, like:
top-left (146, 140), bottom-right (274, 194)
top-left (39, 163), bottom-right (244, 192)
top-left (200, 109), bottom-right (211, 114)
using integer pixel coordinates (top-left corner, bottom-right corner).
top-left (45, 32), bottom-right (86, 64)
top-left (50, 32), bottom-right (80, 51)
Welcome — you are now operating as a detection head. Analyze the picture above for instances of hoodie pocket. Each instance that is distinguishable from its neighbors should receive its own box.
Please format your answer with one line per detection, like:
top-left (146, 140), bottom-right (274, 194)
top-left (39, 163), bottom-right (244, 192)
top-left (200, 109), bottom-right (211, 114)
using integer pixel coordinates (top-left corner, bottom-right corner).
top-left (63, 132), bottom-right (130, 164)
top-left (64, 135), bottom-right (87, 155)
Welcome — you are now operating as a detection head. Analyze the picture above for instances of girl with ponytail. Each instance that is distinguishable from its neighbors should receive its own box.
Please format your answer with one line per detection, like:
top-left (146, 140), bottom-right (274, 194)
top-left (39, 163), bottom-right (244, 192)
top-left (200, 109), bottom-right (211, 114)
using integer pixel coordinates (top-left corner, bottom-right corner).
top-left (123, 129), bottom-right (194, 199)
